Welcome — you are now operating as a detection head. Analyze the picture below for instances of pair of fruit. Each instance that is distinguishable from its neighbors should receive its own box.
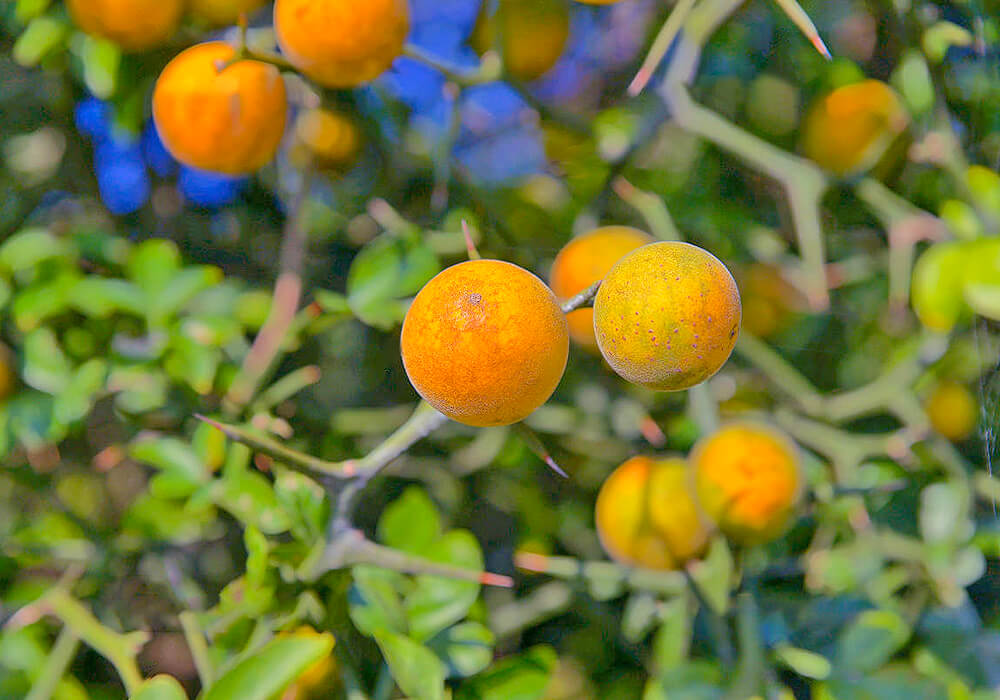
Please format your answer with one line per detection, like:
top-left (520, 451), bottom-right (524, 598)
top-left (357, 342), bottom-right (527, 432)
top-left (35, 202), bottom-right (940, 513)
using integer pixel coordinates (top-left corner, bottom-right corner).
top-left (595, 422), bottom-right (803, 570)
top-left (400, 228), bottom-right (741, 427)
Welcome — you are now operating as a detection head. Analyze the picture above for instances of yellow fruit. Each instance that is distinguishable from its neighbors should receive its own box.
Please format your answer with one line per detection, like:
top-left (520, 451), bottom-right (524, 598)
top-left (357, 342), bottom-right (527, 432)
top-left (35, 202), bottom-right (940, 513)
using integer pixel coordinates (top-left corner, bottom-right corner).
top-left (691, 423), bottom-right (802, 545)
top-left (802, 79), bottom-right (909, 178)
top-left (291, 108), bottom-right (362, 171)
top-left (401, 259), bottom-right (569, 427)
top-left (274, 0), bottom-right (409, 88)
top-left (470, 0), bottom-right (570, 82)
top-left (152, 42), bottom-right (288, 175)
top-left (593, 242), bottom-right (741, 391)
top-left (279, 627), bottom-right (337, 700)
top-left (549, 226), bottom-right (654, 349)
top-left (66, 0), bottom-right (182, 51)
top-left (595, 456), bottom-right (711, 570)
top-left (189, 0), bottom-right (268, 26)
top-left (739, 263), bottom-right (801, 338)
top-left (925, 380), bottom-right (977, 442)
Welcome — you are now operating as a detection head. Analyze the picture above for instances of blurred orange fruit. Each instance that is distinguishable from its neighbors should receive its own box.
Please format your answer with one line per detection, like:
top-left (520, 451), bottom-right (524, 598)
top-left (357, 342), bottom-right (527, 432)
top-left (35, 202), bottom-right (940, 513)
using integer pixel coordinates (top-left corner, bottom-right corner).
top-left (549, 226), bottom-right (654, 349)
top-left (67, 0), bottom-right (182, 51)
top-left (925, 380), bottom-right (978, 442)
top-left (291, 108), bottom-right (362, 171)
top-left (595, 455), bottom-right (711, 570)
top-left (401, 259), bottom-right (569, 427)
top-left (274, 0), bottom-right (409, 87)
top-left (152, 42), bottom-right (288, 175)
top-left (691, 423), bottom-right (802, 545)
top-left (470, 0), bottom-right (570, 82)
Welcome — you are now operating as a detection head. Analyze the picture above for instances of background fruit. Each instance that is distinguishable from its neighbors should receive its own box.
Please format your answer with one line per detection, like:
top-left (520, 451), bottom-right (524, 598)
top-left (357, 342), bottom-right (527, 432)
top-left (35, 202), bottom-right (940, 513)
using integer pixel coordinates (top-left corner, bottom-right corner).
top-left (274, 0), bottom-right (409, 88)
top-left (691, 423), bottom-right (802, 545)
top-left (549, 226), bottom-right (654, 349)
top-left (802, 79), bottom-right (909, 178)
top-left (470, 0), bottom-right (571, 82)
top-left (595, 456), bottom-right (711, 570)
top-left (401, 259), bottom-right (569, 427)
top-left (738, 263), bottom-right (803, 338)
top-left (925, 380), bottom-right (978, 442)
top-left (291, 108), bottom-right (362, 171)
top-left (189, 0), bottom-right (268, 26)
top-left (152, 42), bottom-right (288, 175)
top-left (593, 242), bottom-right (741, 391)
top-left (66, 0), bottom-right (183, 51)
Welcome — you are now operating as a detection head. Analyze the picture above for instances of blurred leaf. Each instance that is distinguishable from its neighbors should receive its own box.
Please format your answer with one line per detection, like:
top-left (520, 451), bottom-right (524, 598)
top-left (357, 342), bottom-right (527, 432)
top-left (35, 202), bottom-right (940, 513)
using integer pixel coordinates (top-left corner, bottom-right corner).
top-left (428, 621), bottom-right (495, 679)
top-left (71, 278), bottom-right (145, 318)
top-left (690, 537), bottom-right (733, 614)
top-left (834, 609), bottom-right (911, 673)
top-left (653, 596), bottom-right (691, 671)
top-left (0, 228), bottom-right (67, 274)
top-left (130, 437), bottom-right (209, 491)
top-left (455, 645), bottom-right (557, 700)
top-left (349, 565), bottom-right (407, 637)
top-left (623, 592), bottom-right (660, 643)
top-left (77, 35), bottom-right (120, 99)
top-left (377, 486), bottom-right (442, 555)
top-left (53, 358), bottom-right (107, 425)
top-left (922, 21), bottom-right (973, 63)
top-left (150, 267), bottom-right (224, 322)
top-left (200, 633), bottom-right (334, 700)
top-left (13, 15), bottom-right (68, 66)
top-left (406, 531), bottom-right (483, 641)
top-left (127, 239), bottom-right (182, 295)
top-left (372, 629), bottom-right (446, 700)
top-left (211, 470), bottom-right (290, 534)
top-left (347, 234), bottom-right (439, 329)
top-left (774, 644), bottom-right (832, 680)
top-left (22, 328), bottom-right (72, 394)
top-left (130, 675), bottom-right (188, 700)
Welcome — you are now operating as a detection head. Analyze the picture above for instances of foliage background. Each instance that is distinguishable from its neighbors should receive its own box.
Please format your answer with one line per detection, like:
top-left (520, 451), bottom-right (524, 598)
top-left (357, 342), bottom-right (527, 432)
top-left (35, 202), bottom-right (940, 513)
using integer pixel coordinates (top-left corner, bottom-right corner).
top-left (2, 0), bottom-right (1000, 698)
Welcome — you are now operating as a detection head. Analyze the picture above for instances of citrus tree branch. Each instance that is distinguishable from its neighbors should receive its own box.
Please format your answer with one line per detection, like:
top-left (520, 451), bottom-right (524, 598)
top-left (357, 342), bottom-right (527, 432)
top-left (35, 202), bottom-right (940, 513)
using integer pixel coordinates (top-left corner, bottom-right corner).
top-left (560, 280), bottom-right (602, 314)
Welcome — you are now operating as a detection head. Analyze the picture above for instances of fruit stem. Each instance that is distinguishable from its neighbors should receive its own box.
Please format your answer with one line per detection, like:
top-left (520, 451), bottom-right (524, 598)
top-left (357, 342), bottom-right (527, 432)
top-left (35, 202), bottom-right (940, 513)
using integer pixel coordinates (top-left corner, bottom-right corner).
top-left (402, 42), bottom-right (501, 86)
top-left (560, 280), bottom-right (601, 314)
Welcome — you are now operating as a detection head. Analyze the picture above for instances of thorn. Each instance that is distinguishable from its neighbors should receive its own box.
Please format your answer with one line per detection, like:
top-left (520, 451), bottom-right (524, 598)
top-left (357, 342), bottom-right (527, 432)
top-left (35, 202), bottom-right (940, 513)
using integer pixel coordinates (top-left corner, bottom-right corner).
top-left (462, 220), bottom-right (481, 260)
top-left (515, 423), bottom-right (569, 478)
top-left (772, 0), bottom-right (831, 60)
top-left (514, 551), bottom-right (550, 573)
top-left (480, 571), bottom-right (515, 588)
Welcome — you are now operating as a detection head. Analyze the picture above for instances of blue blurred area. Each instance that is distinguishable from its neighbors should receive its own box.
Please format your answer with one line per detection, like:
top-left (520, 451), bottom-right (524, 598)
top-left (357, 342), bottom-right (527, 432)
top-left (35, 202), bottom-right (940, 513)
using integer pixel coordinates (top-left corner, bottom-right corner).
top-left (179, 166), bottom-right (248, 208)
top-left (75, 95), bottom-right (247, 214)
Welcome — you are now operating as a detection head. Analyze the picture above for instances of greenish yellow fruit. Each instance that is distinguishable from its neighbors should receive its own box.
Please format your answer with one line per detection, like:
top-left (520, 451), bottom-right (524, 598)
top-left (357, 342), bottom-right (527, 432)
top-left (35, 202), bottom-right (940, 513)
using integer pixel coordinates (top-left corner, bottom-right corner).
top-left (925, 380), bottom-right (977, 442)
top-left (471, 0), bottom-right (570, 82)
top-left (593, 241), bottom-right (741, 391)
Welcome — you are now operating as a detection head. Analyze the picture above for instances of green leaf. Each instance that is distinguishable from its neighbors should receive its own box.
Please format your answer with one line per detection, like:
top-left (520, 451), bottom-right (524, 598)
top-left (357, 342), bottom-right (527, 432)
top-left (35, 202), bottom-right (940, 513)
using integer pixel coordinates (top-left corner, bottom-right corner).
top-left (623, 593), bottom-right (660, 643)
top-left (455, 645), bottom-right (557, 700)
top-left (377, 486), bottom-right (442, 555)
top-left (70, 278), bottom-right (145, 318)
top-left (652, 596), bottom-right (690, 671)
top-left (774, 644), bottom-right (832, 680)
top-left (922, 21), bottom-right (973, 63)
top-left (0, 228), bottom-right (67, 274)
top-left (22, 328), bottom-right (72, 394)
top-left (834, 609), bottom-right (911, 673)
top-left (130, 437), bottom-right (209, 490)
top-left (348, 565), bottom-right (408, 637)
top-left (77, 35), bottom-right (120, 99)
top-left (689, 536), bottom-right (732, 614)
top-left (313, 289), bottom-right (351, 315)
top-left (130, 675), bottom-right (188, 700)
top-left (150, 267), bottom-right (223, 322)
top-left (53, 358), bottom-right (107, 425)
top-left (200, 634), bottom-right (334, 700)
top-left (428, 621), bottom-right (495, 679)
top-left (347, 234), bottom-right (439, 329)
top-left (211, 470), bottom-right (290, 534)
top-left (12, 271), bottom-right (80, 331)
top-left (406, 530), bottom-right (483, 641)
top-left (372, 629), bottom-right (446, 700)
top-left (13, 15), bottom-right (69, 66)
top-left (127, 239), bottom-right (182, 295)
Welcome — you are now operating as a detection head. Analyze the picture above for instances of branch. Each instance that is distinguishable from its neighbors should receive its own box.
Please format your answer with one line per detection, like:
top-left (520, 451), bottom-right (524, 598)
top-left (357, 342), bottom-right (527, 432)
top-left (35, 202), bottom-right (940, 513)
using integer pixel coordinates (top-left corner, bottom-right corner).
top-left (224, 171), bottom-right (313, 413)
top-left (26, 627), bottom-right (79, 700)
top-left (560, 280), bottom-right (601, 314)
top-left (301, 529), bottom-right (513, 587)
top-left (515, 551), bottom-right (687, 597)
top-left (403, 43), bottom-right (500, 86)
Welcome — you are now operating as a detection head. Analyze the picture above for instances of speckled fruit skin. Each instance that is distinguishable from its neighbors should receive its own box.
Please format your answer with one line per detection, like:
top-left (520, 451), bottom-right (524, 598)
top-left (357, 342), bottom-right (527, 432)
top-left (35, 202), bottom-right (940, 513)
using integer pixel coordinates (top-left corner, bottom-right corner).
top-left (400, 259), bottom-right (569, 427)
top-left (189, 0), bottom-right (268, 27)
top-left (595, 456), bottom-right (711, 570)
top-left (593, 241), bottom-right (741, 391)
top-left (274, 0), bottom-right (409, 88)
top-left (691, 423), bottom-right (802, 546)
top-left (67, 0), bottom-right (183, 51)
top-left (549, 226), bottom-right (654, 350)
top-left (925, 380), bottom-right (977, 442)
top-left (470, 0), bottom-right (570, 82)
top-left (802, 79), bottom-right (909, 178)
top-left (152, 42), bottom-right (287, 175)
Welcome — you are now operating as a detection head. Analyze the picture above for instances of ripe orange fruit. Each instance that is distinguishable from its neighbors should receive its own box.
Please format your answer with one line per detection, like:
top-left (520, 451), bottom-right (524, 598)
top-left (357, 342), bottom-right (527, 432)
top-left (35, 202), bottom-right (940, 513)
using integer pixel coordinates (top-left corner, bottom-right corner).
top-left (470, 0), bottom-right (570, 82)
top-left (401, 259), bottom-right (569, 427)
top-left (595, 456), bottom-right (711, 570)
top-left (802, 79), bottom-right (909, 178)
top-left (152, 42), bottom-right (288, 175)
top-left (593, 242), bottom-right (741, 391)
top-left (549, 226), bottom-right (654, 349)
top-left (290, 108), bottom-right (362, 171)
top-left (189, 0), bottom-right (268, 27)
top-left (66, 0), bottom-right (183, 51)
top-left (273, 0), bottom-right (409, 88)
top-left (925, 380), bottom-right (977, 442)
top-left (691, 423), bottom-right (802, 545)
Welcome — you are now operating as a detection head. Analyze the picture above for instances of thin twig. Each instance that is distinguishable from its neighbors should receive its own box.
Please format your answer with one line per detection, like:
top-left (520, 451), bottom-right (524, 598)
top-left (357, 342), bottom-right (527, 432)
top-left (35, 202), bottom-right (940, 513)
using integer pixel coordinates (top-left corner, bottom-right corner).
top-left (560, 280), bottom-right (602, 314)
top-left (26, 627), bottom-right (79, 700)
top-left (179, 611), bottom-right (214, 689)
top-left (628, 0), bottom-right (699, 96)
